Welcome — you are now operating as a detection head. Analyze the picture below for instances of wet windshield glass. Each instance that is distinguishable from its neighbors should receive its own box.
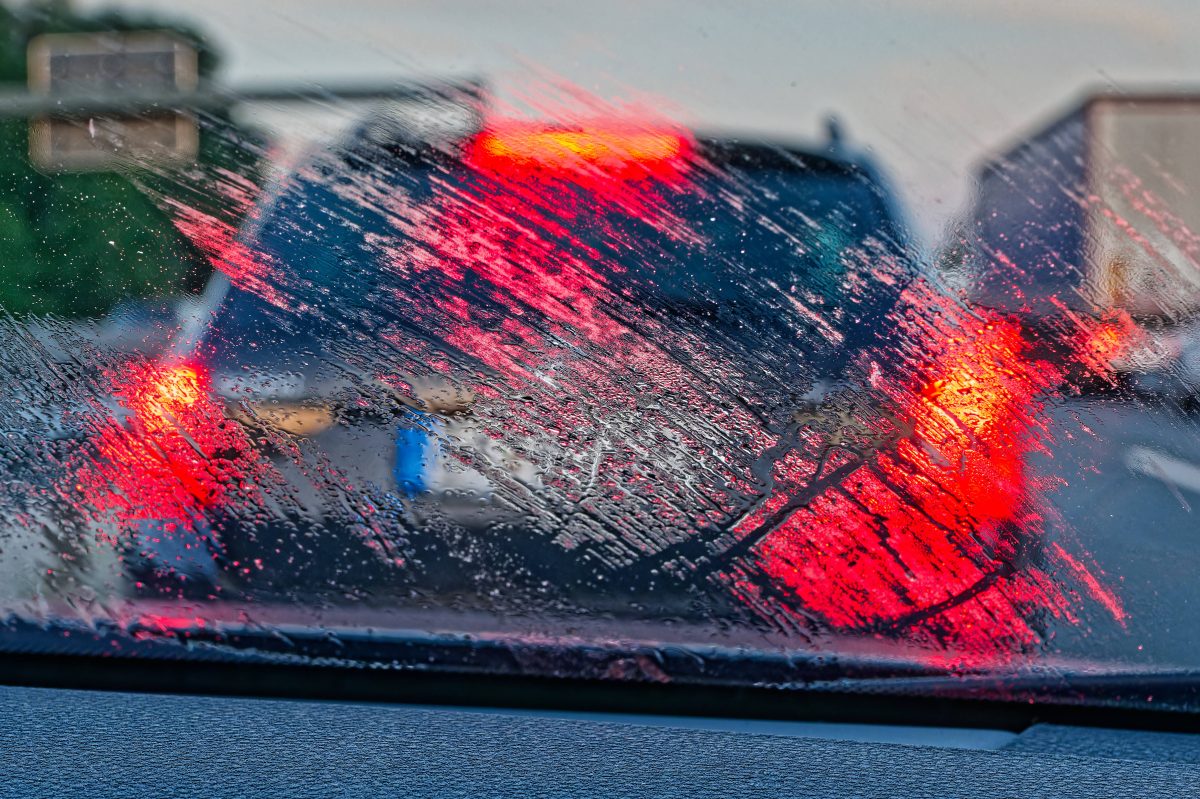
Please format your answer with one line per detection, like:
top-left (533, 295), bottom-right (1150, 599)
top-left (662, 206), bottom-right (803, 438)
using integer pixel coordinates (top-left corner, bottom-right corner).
top-left (2, 0), bottom-right (1200, 711)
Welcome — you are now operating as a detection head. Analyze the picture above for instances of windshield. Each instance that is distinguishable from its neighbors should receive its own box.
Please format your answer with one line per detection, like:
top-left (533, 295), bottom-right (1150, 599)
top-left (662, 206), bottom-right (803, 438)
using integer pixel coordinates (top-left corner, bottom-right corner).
top-left (2, 0), bottom-right (1199, 715)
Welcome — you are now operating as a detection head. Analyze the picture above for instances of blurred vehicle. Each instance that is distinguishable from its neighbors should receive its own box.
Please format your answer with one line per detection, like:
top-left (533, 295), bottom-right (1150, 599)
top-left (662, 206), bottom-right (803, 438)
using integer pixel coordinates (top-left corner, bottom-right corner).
top-left (947, 93), bottom-right (1200, 393)
top-left (92, 96), bottom-right (1117, 660)
top-left (112, 99), bottom-right (929, 600)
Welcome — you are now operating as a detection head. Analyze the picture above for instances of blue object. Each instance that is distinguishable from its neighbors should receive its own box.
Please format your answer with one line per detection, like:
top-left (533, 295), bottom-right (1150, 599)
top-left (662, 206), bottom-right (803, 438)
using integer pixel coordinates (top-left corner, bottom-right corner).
top-left (394, 409), bottom-right (439, 496)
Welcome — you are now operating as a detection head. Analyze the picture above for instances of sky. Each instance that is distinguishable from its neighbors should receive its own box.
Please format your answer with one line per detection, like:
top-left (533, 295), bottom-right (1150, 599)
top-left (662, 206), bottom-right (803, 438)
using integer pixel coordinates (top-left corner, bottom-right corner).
top-left (72, 0), bottom-right (1200, 243)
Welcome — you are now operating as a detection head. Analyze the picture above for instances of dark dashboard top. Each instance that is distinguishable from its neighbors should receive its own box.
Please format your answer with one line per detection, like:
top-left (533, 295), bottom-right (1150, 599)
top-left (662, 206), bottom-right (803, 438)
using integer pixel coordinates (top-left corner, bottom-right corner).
top-left (2, 685), bottom-right (1195, 798)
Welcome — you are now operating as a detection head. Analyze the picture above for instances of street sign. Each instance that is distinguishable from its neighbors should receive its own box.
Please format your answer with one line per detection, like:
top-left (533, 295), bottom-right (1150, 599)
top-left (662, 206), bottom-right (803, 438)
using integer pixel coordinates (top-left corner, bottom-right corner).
top-left (26, 31), bottom-right (199, 171)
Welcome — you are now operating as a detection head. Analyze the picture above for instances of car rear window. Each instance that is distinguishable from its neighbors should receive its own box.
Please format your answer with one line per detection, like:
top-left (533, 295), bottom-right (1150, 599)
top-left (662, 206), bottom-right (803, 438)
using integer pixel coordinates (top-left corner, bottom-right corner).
top-left (202, 141), bottom-right (901, 382)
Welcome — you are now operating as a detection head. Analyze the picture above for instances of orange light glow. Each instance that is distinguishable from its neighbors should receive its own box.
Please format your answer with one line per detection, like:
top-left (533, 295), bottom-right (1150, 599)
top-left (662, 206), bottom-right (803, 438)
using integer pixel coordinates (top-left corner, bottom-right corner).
top-left (126, 363), bottom-right (209, 435)
top-left (479, 128), bottom-right (685, 162)
top-left (148, 364), bottom-right (203, 411)
top-left (920, 322), bottom-right (1030, 440)
top-left (467, 122), bottom-right (693, 181)
top-left (912, 320), bottom-right (1042, 524)
top-left (1079, 310), bottom-right (1145, 372)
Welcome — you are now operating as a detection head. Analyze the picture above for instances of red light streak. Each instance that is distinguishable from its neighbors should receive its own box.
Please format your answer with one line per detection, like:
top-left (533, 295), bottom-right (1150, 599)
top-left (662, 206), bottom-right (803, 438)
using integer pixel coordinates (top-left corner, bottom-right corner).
top-left (164, 200), bottom-right (288, 310)
top-left (1051, 542), bottom-right (1126, 625)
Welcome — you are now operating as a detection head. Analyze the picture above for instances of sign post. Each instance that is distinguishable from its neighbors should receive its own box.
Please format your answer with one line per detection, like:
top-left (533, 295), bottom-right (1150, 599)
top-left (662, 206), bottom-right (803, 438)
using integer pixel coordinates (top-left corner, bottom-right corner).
top-left (26, 31), bottom-right (199, 171)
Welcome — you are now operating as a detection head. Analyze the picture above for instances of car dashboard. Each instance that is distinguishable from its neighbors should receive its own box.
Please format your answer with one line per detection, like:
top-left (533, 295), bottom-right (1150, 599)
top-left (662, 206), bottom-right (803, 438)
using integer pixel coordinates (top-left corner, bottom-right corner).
top-left (3, 684), bottom-right (1197, 797)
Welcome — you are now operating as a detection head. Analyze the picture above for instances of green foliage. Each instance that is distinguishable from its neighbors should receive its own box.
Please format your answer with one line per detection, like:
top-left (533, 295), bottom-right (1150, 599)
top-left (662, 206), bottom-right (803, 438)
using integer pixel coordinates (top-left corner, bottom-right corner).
top-left (0, 2), bottom-right (263, 318)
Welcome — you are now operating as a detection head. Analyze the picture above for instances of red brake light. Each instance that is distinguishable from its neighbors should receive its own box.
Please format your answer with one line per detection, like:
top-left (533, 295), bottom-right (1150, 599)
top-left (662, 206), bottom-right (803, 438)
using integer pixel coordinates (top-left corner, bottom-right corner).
top-left (466, 121), bottom-right (693, 181)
